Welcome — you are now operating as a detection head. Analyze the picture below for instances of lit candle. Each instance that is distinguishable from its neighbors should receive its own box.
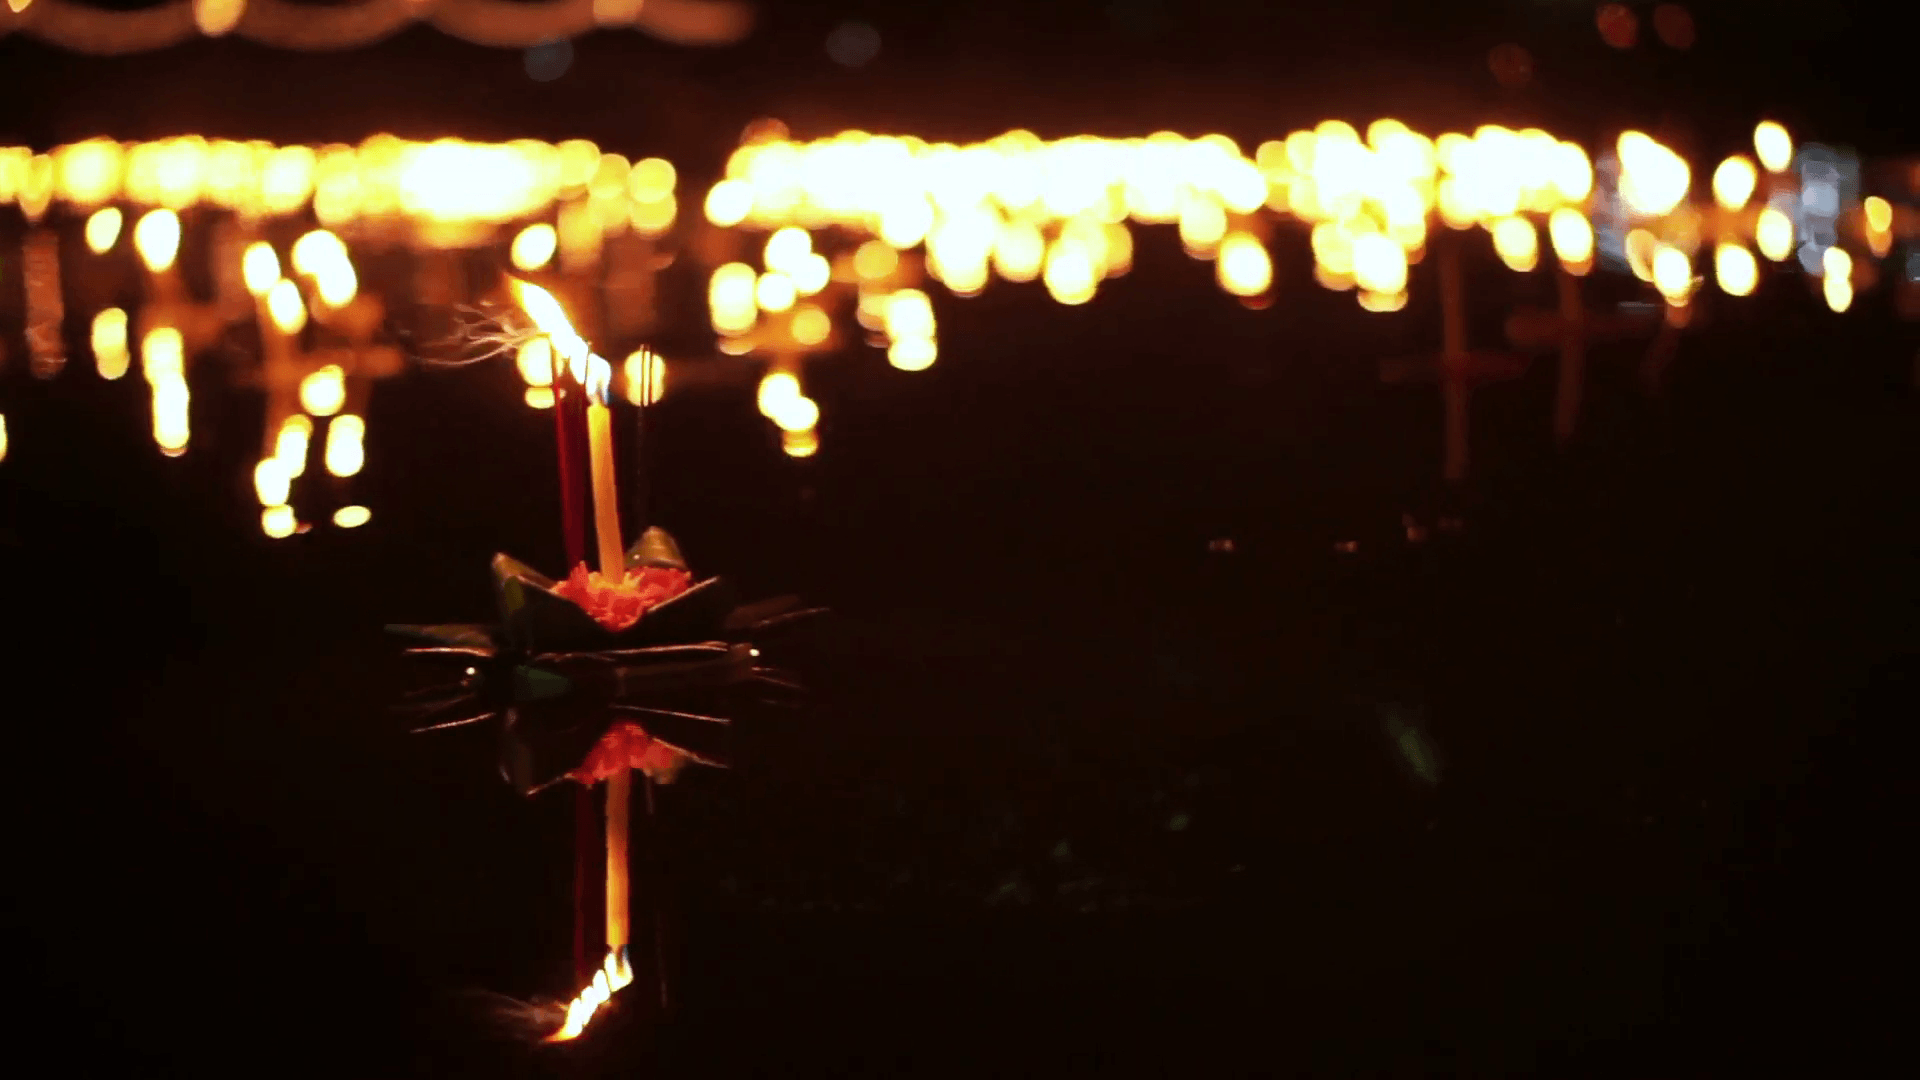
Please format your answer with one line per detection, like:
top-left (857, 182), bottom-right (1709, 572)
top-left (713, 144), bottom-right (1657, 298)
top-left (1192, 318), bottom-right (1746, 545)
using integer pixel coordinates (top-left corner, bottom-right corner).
top-left (509, 278), bottom-right (630, 952)
top-left (584, 369), bottom-right (626, 579)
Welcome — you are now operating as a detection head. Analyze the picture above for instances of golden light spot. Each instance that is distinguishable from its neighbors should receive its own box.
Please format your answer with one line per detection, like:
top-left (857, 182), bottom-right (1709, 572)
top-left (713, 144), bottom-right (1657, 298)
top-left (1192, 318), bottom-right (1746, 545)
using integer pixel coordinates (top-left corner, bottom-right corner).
top-left (511, 223), bottom-right (558, 271)
top-left (333, 505), bottom-right (372, 528)
top-left (1754, 122), bottom-right (1793, 173)
top-left (1711, 156), bottom-right (1757, 211)
top-left (262, 505), bottom-right (297, 539)
top-left (85, 207), bottom-right (123, 254)
top-left (1714, 243), bottom-right (1758, 297)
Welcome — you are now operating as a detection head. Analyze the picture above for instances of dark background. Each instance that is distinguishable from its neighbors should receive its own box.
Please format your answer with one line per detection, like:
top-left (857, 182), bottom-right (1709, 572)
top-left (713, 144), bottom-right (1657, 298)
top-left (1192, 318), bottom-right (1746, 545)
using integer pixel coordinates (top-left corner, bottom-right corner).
top-left (3, 3), bottom-right (1917, 1075)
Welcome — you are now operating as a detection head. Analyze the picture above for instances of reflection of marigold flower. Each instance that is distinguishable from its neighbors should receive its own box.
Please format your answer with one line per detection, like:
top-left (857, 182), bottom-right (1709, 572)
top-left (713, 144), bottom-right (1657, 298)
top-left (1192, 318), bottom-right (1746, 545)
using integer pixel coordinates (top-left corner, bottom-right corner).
top-left (554, 563), bottom-right (692, 632)
top-left (569, 720), bottom-right (686, 785)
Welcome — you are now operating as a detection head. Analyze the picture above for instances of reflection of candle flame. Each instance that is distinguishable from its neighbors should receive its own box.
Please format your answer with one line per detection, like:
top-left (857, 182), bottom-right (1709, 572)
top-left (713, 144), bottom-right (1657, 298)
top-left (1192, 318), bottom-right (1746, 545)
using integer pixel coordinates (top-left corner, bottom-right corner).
top-left (508, 278), bottom-right (592, 385)
top-left (547, 948), bottom-right (634, 1042)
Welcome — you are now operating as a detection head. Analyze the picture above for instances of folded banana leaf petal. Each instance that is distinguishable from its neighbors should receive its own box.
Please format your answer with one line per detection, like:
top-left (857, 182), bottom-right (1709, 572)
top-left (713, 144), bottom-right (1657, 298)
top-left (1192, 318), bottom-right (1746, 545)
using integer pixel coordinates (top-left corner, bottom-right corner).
top-left (391, 527), bottom-right (822, 795)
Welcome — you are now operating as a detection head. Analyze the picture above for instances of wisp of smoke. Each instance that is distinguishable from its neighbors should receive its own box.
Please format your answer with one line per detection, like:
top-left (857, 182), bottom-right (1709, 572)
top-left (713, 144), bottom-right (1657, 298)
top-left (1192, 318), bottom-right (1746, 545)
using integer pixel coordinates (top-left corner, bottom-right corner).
top-left (408, 301), bottom-right (542, 370)
top-left (449, 985), bottom-right (571, 1045)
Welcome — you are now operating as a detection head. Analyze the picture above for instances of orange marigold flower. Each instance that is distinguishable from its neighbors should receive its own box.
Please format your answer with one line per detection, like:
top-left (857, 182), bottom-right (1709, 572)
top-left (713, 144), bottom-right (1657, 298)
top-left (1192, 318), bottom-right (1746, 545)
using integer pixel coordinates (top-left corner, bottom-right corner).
top-left (553, 563), bottom-right (692, 632)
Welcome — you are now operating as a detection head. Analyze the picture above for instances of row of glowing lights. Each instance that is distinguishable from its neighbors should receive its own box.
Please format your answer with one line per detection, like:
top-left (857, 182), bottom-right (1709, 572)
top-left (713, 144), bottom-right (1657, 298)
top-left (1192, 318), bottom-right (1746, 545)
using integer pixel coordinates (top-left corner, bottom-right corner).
top-left (0, 136), bottom-right (678, 236)
top-left (696, 121), bottom-right (1600, 311)
top-left (698, 121), bottom-right (1896, 316)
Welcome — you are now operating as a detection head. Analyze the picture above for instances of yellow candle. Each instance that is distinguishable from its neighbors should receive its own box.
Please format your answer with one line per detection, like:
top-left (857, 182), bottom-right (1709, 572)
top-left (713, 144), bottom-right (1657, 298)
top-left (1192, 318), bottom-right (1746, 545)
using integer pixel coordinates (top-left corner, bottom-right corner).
top-left (585, 396), bottom-right (625, 577)
top-left (605, 770), bottom-right (630, 948)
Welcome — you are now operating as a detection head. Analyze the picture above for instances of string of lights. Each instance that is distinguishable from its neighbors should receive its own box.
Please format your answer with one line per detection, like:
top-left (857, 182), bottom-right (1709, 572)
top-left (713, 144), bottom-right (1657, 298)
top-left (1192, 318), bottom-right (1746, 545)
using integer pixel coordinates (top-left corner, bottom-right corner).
top-left (0, 0), bottom-right (752, 53)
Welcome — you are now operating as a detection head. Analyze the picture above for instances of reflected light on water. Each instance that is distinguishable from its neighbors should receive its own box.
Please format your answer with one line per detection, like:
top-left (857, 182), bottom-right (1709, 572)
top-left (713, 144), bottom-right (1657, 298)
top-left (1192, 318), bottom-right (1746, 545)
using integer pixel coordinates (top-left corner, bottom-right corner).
top-left (1754, 122), bottom-right (1794, 173)
top-left (254, 457), bottom-right (291, 505)
top-left (1216, 232), bottom-right (1272, 297)
top-left (1652, 245), bottom-right (1694, 303)
top-left (1548, 208), bottom-right (1594, 271)
top-left (300, 364), bottom-right (347, 416)
top-left (92, 308), bottom-right (131, 379)
top-left (276, 415), bottom-right (312, 476)
top-left (267, 279), bottom-right (308, 333)
top-left (262, 504), bottom-right (297, 538)
top-left (85, 207), bottom-right (123, 254)
top-left (1756, 206), bottom-right (1795, 261)
top-left (1490, 216), bottom-right (1540, 272)
top-left (1712, 156), bottom-right (1757, 211)
top-left (511, 224), bottom-right (558, 271)
top-left (133, 209), bottom-right (182, 273)
top-left (325, 414), bottom-right (366, 477)
top-left (242, 242), bottom-right (281, 296)
top-left (1714, 243), bottom-right (1758, 296)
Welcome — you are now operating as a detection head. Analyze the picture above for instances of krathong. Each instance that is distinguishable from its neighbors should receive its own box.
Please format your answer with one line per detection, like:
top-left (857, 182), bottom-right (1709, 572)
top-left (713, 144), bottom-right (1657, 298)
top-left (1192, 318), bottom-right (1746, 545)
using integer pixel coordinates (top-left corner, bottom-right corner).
top-left (390, 276), bottom-right (822, 1043)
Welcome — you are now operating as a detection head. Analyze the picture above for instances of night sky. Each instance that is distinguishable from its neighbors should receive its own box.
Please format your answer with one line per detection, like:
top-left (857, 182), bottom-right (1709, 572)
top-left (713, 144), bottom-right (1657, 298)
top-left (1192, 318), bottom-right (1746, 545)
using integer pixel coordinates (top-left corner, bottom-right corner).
top-left (3, 3), bottom-right (1917, 1075)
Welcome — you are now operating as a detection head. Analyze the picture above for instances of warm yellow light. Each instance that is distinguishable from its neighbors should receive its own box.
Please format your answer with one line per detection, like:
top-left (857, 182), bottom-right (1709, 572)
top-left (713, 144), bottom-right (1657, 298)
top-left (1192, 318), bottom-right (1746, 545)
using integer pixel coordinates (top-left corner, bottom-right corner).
top-left (704, 180), bottom-right (753, 226)
top-left (517, 338), bottom-right (555, 387)
top-left (628, 157), bottom-right (676, 202)
top-left (325, 414), bottom-right (365, 476)
top-left (1652, 245), bottom-right (1693, 302)
top-left (879, 197), bottom-right (935, 250)
top-left (262, 504), bottom-right (297, 539)
top-left (1823, 275), bottom-right (1853, 312)
top-left (769, 395), bottom-right (820, 434)
top-left (1624, 228), bottom-right (1660, 282)
top-left (853, 240), bottom-right (899, 281)
top-left (785, 252), bottom-right (829, 295)
top-left (275, 415), bottom-right (312, 476)
top-left (1714, 243), bottom-right (1758, 297)
top-left (883, 290), bottom-right (935, 341)
top-left (888, 337), bottom-right (937, 371)
top-left (1755, 207), bottom-right (1794, 261)
top-left (765, 227), bottom-right (811, 272)
top-left (757, 371), bottom-right (801, 417)
top-left (194, 0), bottom-right (246, 36)
top-left (790, 304), bottom-right (832, 346)
top-left (242, 242), bottom-right (280, 297)
top-left (1357, 290), bottom-right (1408, 313)
top-left (511, 223), bottom-right (558, 271)
top-left (709, 263), bottom-right (759, 334)
top-left (1863, 196), bottom-right (1893, 234)
top-left (56, 139), bottom-right (123, 206)
top-left (1548, 208), bottom-right (1594, 268)
top-left (1351, 232), bottom-right (1409, 295)
top-left (1042, 242), bottom-right (1097, 305)
top-left (1754, 122), bottom-right (1793, 173)
top-left (267, 279), bottom-right (308, 334)
top-left (1822, 246), bottom-right (1852, 283)
top-left (1215, 232), bottom-right (1272, 296)
top-left (1616, 132), bottom-right (1690, 217)
top-left (254, 457), bottom-right (291, 505)
top-left (508, 278), bottom-right (591, 366)
top-left (782, 427), bottom-right (820, 458)
top-left (1177, 194), bottom-right (1228, 254)
top-left (628, 194), bottom-right (677, 237)
top-left (756, 271), bottom-right (798, 313)
top-left (300, 364), bottom-right (347, 416)
top-left (152, 375), bottom-right (190, 457)
top-left (313, 258), bottom-right (358, 308)
top-left (85, 207), bottom-right (123, 254)
top-left (0, 414), bottom-right (7, 463)
top-left (142, 327), bottom-right (185, 381)
top-left (289, 230), bottom-right (344, 275)
top-left (92, 308), bottom-right (130, 379)
top-left (333, 505), bottom-right (372, 528)
top-left (525, 386), bottom-right (556, 409)
top-left (992, 221), bottom-right (1046, 283)
top-left (1712, 156), bottom-right (1757, 211)
top-left (623, 348), bottom-right (666, 406)
top-left (133, 209), bottom-right (182, 273)
top-left (1490, 216), bottom-right (1540, 272)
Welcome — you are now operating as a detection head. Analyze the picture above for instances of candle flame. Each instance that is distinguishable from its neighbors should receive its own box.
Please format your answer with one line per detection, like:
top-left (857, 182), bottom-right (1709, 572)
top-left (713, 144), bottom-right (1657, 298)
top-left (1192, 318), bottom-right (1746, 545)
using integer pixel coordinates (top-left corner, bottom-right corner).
top-left (508, 278), bottom-right (593, 386)
top-left (547, 948), bottom-right (634, 1042)
top-left (133, 209), bottom-right (182, 273)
